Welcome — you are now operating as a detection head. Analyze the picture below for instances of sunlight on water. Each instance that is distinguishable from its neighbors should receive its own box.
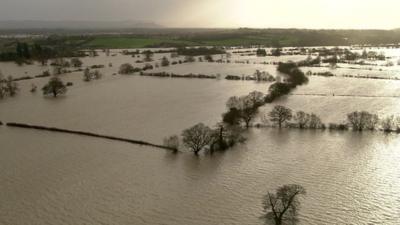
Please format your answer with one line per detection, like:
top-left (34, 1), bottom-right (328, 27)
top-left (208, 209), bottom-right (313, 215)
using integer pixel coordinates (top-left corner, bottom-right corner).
top-left (1, 48), bottom-right (400, 224)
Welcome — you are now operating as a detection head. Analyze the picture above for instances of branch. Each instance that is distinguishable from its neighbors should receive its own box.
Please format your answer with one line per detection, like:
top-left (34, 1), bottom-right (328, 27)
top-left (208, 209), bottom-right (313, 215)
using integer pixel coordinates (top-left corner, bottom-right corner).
top-left (268, 192), bottom-right (279, 219)
top-left (279, 190), bottom-right (300, 218)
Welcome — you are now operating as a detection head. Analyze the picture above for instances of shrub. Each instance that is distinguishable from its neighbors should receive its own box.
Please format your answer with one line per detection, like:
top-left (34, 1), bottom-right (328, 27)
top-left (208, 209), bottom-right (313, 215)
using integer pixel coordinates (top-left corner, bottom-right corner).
top-left (70, 58), bottom-right (83, 67)
top-left (163, 135), bottom-right (180, 151)
top-left (256, 48), bottom-right (267, 56)
top-left (347, 111), bottom-right (379, 131)
top-left (119, 63), bottom-right (141, 74)
top-left (328, 123), bottom-right (349, 130)
top-left (161, 56), bottom-right (170, 67)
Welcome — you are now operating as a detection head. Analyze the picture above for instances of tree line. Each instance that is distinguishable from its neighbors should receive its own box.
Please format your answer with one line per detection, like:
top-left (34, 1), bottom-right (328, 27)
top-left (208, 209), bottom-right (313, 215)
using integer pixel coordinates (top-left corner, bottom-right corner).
top-left (0, 41), bottom-right (85, 65)
top-left (264, 105), bottom-right (400, 133)
top-left (169, 61), bottom-right (309, 155)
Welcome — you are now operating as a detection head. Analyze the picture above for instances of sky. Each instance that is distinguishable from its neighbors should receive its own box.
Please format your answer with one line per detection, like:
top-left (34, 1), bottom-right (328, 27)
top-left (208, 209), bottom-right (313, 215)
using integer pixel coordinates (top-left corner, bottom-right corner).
top-left (0, 0), bottom-right (399, 29)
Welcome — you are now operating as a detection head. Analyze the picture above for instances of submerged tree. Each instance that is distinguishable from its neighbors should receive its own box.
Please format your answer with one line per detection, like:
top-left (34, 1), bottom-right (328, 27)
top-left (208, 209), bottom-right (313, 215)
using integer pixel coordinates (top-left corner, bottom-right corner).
top-left (83, 68), bottom-right (91, 81)
top-left (225, 91), bottom-right (264, 129)
top-left (118, 63), bottom-right (141, 74)
top-left (257, 48), bottom-right (267, 56)
top-left (271, 48), bottom-right (282, 57)
top-left (209, 123), bottom-right (245, 152)
top-left (42, 76), bottom-right (67, 97)
top-left (70, 58), bottom-right (83, 67)
top-left (381, 115), bottom-right (396, 132)
top-left (205, 55), bottom-right (214, 62)
top-left (269, 105), bottom-right (293, 128)
top-left (262, 184), bottom-right (306, 225)
top-left (163, 135), bottom-right (180, 152)
top-left (308, 113), bottom-right (325, 129)
top-left (0, 71), bottom-right (5, 98)
top-left (222, 107), bottom-right (242, 125)
top-left (93, 70), bottom-right (102, 79)
top-left (293, 111), bottom-right (310, 129)
top-left (182, 123), bottom-right (213, 155)
top-left (185, 55), bottom-right (196, 62)
top-left (161, 56), bottom-right (170, 67)
top-left (143, 50), bottom-right (154, 62)
top-left (5, 76), bottom-right (18, 96)
top-left (0, 74), bottom-right (19, 99)
top-left (347, 111), bottom-right (379, 131)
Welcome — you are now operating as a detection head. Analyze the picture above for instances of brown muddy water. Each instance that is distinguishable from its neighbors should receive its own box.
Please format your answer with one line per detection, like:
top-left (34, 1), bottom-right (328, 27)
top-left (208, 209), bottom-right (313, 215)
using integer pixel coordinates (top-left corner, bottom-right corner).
top-left (1, 49), bottom-right (400, 224)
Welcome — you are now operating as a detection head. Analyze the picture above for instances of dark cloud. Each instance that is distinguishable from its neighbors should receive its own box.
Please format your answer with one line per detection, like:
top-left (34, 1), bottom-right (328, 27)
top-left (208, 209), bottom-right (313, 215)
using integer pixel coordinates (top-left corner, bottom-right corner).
top-left (0, 0), bottom-right (188, 22)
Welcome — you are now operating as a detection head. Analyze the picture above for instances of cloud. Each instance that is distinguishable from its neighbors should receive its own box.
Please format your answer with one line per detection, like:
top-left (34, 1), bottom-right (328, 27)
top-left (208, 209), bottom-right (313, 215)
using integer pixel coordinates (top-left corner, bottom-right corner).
top-left (0, 0), bottom-right (399, 29)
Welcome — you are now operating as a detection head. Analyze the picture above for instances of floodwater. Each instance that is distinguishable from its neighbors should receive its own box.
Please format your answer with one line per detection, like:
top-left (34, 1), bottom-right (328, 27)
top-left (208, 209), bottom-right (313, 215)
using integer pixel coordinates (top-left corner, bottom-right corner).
top-left (1, 48), bottom-right (400, 225)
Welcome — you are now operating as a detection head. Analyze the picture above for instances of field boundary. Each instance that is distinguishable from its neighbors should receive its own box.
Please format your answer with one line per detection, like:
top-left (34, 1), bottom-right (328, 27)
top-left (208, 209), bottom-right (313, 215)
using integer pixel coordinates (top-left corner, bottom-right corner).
top-left (5, 122), bottom-right (176, 151)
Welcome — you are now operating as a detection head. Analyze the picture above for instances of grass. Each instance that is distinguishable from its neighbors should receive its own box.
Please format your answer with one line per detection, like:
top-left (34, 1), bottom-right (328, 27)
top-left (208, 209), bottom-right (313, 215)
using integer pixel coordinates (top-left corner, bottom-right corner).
top-left (0, 32), bottom-right (308, 51)
top-left (84, 35), bottom-right (301, 49)
top-left (84, 37), bottom-right (198, 48)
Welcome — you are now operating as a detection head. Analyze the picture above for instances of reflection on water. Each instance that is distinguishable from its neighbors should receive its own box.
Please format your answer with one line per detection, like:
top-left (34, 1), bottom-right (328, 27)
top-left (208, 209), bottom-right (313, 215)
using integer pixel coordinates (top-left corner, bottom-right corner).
top-left (1, 48), bottom-right (400, 224)
top-left (0, 128), bottom-right (399, 225)
top-left (0, 76), bottom-right (267, 143)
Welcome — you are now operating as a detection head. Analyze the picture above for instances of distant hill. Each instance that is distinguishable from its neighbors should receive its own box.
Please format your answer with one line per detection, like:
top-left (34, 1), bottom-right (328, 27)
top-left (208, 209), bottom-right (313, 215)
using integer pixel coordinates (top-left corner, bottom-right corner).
top-left (0, 20), bottom-right (162, 30)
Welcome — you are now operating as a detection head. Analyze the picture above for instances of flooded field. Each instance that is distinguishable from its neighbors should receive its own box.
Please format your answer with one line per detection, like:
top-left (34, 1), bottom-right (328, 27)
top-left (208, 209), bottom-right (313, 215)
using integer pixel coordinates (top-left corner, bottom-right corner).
top-left (1, 47), bottom-right (400, 225)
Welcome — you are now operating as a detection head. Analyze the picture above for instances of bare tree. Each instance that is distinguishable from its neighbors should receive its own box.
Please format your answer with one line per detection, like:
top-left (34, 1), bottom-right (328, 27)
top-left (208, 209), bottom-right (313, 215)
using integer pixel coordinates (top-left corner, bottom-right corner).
top-left (240, 102), bottom-right (259, 129)
top-left (248, 91), bottom-right (265, 107)
top-left (182, 123), bottom-right (213, 155)
top-left (42, 76), bottom-right (67, 97)
top-left (225, 92), bottom-right (264, 129)
top-left (381, 115), bottom-right (396, 132)
top-left (262, 184), bottom-right (306, 225)
top-left (308, 114), bottom-right (324, 129)
top-left (269, 105), bottom-right (293, 128)
top-left (294, 111), bottom-right (310, 129)
top-left (347, 111), bottom-right (379, 131)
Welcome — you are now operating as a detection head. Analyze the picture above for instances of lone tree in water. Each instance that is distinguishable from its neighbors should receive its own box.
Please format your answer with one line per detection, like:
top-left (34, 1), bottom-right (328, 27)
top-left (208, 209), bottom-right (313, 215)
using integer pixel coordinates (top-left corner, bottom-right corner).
top-left (161, 56), bottom-right (170, 67)
top-left (262, 184), bottom-right (306, 225)
top-left (182, 123), bottom-right (213, 155)
top-left (42, 76), bottom-right (67, 97)
top-left (269, 105), bottom-right (293, 128)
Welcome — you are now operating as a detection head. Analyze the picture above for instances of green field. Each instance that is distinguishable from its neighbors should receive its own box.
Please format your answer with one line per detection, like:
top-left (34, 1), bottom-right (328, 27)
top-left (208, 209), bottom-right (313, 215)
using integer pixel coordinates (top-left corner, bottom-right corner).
top-left (2, 28), bottom-right (400, 53)
top-left (84, 37), bottom-right (199, 48)
top-left (200, 36), bottom-right (298, 47)
top-left (83, 34), bottom-right (300, 49)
